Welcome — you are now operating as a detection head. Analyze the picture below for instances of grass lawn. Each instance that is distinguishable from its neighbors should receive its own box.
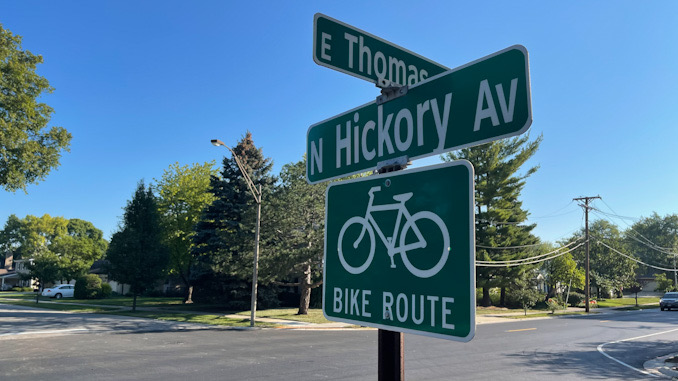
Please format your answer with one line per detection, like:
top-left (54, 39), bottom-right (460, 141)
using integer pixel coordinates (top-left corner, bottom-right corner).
top-left (595, 297), bottom-right (659, 308)
top-left (504, 311), bottom-right (594, 319)
top-left (0, 299), bottom-right (119, 313)
top-left (476, 306), bottom-right (546, 315)
top-left (105, 311), bottom-right (277, 328)
top-left (236, 308), bottom-right (332, 324)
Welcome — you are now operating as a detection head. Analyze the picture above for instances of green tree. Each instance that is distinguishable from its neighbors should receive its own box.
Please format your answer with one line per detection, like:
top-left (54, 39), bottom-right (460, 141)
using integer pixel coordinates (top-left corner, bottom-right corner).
top-left (625, 213), bottom-right (678, 287)
top-left (542, 247), bottom-right (585, 297)
top-left (106, 181), bottom-right (169, 311)
top-left (192, 132), bottom-right (275, 308)
top-left (569, 220), bottom-right (638, 298)
top-left (51, 218), bottom-right (108, 282)
top-left (24, 249), bottom-right (61, 303)
top-left (154, 161), bottom-right (217, 303)
top-left (0, 24), bottom-right (72, 192)
top-left (264, 158), bottom-right (324, 314)
top-left (0, 214), bottom-right (106, 281)
top-left (509, 276), bottom-right (543, 316)
top-left (654, 273), bottom-right (675, 293)
top-left (444, 134), bottom-right (542, 306)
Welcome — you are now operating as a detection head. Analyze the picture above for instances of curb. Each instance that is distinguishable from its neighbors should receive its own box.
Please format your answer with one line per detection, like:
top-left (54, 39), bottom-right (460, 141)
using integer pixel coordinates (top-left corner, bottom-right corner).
top-left (644, 353), bottom-right (678, 378)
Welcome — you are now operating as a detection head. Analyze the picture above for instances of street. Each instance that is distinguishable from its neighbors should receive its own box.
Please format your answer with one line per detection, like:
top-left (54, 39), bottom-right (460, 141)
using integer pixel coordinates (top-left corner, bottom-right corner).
top-left (1, 303), bottom-right (677, 380)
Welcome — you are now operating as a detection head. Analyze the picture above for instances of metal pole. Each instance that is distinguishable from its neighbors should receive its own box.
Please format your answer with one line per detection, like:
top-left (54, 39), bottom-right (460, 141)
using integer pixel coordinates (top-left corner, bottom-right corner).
top-left (378, 330), bottom-right (404, 381)
top-left (250, 184), bottom-right (262, 327)
top-left (584, 203), bottom-right (590, 313)
top-left (211, 139), bottom-right (263, 328)
top-left (375, 156), bottom-right (409, 381)
top-left (674, 255), bottom-right (677, 288)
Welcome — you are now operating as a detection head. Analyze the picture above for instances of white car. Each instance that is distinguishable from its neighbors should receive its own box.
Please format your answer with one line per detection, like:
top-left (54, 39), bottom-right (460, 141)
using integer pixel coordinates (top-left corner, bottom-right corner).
top-left (41, 284), bottom-right (75, 299)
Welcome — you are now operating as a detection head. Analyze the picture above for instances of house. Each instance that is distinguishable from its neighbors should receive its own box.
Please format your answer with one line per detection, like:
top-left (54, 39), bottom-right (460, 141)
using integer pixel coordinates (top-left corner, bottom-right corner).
top-left (0, 253), bottom-right (36, 290)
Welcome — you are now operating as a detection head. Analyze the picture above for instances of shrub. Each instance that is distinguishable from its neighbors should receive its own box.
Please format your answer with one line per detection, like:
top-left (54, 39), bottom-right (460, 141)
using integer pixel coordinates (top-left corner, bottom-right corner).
top-left (98, 283), bottom-right (112, 298)
top-left (567, 292), bottom-right (585, 307)
top-left (546, 298), bottom-right (565, 314)
top-left (75, 274), bottom-right (102, 299)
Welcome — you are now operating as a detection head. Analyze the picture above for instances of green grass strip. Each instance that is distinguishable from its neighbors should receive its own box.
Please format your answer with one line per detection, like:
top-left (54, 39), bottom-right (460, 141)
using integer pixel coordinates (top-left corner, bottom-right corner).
top-left (103, 310), bottom-right (276, 328)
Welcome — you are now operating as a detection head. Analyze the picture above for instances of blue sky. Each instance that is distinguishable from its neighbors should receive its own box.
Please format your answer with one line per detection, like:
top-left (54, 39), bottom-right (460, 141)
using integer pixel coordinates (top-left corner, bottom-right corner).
top-left (1, 1), bottom-right (676, 243)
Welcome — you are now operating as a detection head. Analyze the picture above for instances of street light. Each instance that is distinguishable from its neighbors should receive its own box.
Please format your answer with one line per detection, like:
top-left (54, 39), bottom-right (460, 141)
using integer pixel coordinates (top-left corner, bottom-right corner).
top-left (211, 138), bottom-right (262, 328)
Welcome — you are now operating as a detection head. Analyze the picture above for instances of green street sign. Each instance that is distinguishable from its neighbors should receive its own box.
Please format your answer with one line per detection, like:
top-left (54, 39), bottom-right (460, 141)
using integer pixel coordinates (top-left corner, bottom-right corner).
top-left (313, 13), bottom-right (448, 86)
top-left (306, 45), bottom-right (532, 184)
top-left (323, 161), bottom-right (475, 341)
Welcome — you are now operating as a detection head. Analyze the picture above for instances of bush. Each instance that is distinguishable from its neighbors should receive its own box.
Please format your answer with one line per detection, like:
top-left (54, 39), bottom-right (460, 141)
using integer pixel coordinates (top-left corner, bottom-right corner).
top-left (75, 274), bottom-right (102, 299)
top-left (98, 283), bottom-right (112, 298)
top-left (546, 298), bottom-right (565, 314)
top-left (567, 292), bottom-right (585, 307)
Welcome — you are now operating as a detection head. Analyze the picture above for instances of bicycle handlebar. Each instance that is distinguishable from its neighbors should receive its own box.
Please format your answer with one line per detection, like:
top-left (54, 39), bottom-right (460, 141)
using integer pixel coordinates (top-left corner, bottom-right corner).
top-left (368, 186), bottom-right (381, 196)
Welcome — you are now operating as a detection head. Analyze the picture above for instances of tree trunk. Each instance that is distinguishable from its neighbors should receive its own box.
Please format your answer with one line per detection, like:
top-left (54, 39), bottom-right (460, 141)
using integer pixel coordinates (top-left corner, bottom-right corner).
top-left (482, 286), bottom-right (491, 307)
top-left (181, 274), bottom-right (193, 304)
top-left (298, 264), bottom-right (312, 315)
top-left (133, 293), bottom-right (138, 311)
top-left (185, 285), bottom-right (194, 304)
top-left (499, 287), bottom-right (506, 307)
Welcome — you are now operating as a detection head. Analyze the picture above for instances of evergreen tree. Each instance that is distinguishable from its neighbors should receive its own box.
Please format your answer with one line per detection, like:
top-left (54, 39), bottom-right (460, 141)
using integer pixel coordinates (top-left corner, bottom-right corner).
top-left (107, 181), bottom-right (169, 311)
top-left (192, 132), bottom-right (275, 308)
top-left (263, 158), bottom-right (325, 314)
top-left (443, 134), bottom-right (542, 306)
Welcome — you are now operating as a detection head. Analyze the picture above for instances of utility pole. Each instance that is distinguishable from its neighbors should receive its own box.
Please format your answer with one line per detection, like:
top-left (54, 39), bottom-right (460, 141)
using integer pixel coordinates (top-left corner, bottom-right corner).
top-left (574, 196), bottom-right (600, 313)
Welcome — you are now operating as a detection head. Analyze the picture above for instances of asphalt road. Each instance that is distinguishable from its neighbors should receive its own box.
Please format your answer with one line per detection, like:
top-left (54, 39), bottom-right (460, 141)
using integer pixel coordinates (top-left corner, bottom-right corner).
top-left (1, 303), bottom-right (677, 380)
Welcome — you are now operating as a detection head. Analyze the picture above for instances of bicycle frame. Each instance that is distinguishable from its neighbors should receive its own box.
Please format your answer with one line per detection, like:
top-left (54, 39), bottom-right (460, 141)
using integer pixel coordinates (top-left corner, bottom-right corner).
top-left (355, 186), bottom-right (427, 266)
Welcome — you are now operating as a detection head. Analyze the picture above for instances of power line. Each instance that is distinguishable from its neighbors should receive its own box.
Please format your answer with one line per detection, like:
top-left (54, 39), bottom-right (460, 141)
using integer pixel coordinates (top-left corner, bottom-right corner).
top-left (595, 239), bottom-right (678, 272)
top-left (589, 210), bottom-right (678, 255)
top-left (476, 241), bottom-right (586, 267)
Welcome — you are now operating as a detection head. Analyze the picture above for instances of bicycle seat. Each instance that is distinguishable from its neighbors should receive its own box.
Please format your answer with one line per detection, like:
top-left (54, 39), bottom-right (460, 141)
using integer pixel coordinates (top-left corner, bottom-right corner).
top-left (393, 192), bottom-right (413, 202)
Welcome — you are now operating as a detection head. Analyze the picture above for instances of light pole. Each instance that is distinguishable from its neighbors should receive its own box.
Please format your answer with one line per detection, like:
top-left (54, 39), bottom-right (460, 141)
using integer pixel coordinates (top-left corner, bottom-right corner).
top-left (211, 139), bottom-right (262, 328)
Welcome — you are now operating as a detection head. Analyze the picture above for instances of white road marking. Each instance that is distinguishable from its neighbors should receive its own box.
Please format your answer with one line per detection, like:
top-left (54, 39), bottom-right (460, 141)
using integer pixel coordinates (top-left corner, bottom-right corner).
top-left (597, 327), bottom-right (678, 378)
top-left (0, 328), bottom-right (89, 337)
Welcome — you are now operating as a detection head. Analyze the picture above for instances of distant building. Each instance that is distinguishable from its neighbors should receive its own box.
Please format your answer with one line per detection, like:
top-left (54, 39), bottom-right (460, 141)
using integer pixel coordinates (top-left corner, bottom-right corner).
top-left (0, 253), bottom-right (36, 290)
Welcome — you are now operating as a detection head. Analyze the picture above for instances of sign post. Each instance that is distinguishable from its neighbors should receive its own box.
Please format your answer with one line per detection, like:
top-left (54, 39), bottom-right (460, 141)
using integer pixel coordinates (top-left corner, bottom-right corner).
top-left (307, 45), bottom-right (531, 184)
top-left (323, 161), bottom-right (475, 341)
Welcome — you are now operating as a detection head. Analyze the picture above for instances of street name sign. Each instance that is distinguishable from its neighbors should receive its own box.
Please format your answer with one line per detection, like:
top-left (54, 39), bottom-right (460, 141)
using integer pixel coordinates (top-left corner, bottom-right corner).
top-left (306, 45), bottom-right (532, 184)
top-left (323, 161), bottom-right (475, 341)
top-left (313, 13), bottom-right (449, 86)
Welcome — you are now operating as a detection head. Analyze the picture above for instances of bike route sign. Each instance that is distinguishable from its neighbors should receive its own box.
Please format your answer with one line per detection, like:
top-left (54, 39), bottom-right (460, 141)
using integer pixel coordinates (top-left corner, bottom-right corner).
top-left (323, 161), bottom-right (475, 341)
top-left (306, 45), bottom-right (531, 184)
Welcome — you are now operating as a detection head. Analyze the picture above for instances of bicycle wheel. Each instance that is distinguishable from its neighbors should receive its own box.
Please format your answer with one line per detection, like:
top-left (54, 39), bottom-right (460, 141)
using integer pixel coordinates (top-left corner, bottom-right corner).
top-left (338, 216), bottom-right (375, 275)
top-left (399, 211), bottom-right (450, 278)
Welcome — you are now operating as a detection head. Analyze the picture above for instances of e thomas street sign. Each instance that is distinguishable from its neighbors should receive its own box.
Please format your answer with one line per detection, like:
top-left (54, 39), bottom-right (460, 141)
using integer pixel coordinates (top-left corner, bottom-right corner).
top-left (306, 45), bottom-right (532, 184)
top-left (323, 161), bottom-right (475, 341)
top-left (313, 13), bottom-right (449, 86)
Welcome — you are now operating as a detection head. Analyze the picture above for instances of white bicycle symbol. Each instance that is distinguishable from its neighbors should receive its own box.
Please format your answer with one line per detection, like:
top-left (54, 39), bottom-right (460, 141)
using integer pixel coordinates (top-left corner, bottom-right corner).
top-left (337, 185), bottom-right (450, 278)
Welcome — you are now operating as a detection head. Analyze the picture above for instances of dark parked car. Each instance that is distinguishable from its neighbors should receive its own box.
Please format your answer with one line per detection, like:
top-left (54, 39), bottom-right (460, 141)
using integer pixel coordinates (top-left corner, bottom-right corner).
top-left (660, 292), bottom-right (678, 311)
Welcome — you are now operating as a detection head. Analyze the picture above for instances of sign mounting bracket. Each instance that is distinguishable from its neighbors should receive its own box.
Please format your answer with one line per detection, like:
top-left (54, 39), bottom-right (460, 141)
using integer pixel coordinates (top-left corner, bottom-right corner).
top-left (376, 79), bottom-right (408, 105)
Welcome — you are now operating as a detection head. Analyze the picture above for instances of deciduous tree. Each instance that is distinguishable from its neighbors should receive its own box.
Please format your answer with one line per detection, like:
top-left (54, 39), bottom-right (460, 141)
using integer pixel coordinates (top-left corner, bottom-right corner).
top-left (154, 161), bottom-right (217, 303)
top-left (0, 24), bottom-right (72, 192)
